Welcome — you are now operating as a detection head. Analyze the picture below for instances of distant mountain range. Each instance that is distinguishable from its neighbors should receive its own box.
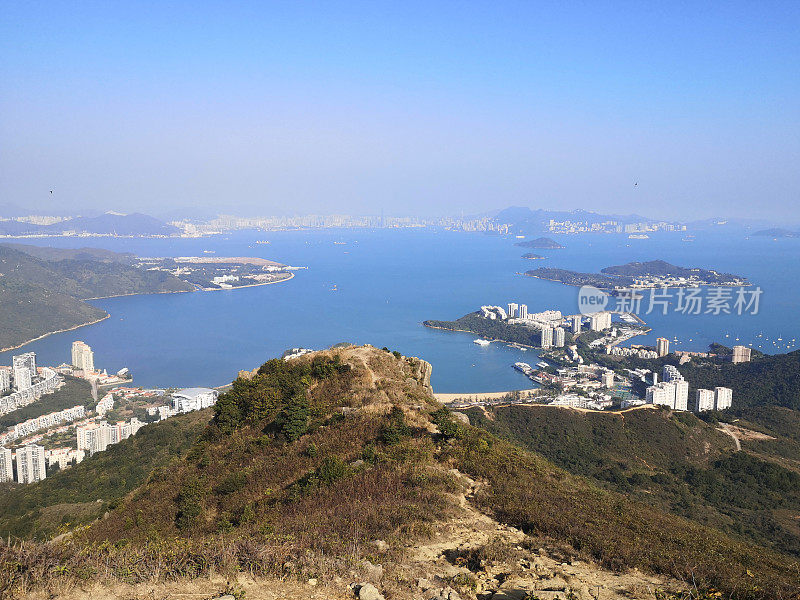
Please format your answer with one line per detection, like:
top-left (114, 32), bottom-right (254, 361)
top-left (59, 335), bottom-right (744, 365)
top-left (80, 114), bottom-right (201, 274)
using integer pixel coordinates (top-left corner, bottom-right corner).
top-left (492, 206), bottom-right (658, 234)
top-left (0, 212), bottom-right (180, 237)
top-left (489, 206), bottom-right (789, 234)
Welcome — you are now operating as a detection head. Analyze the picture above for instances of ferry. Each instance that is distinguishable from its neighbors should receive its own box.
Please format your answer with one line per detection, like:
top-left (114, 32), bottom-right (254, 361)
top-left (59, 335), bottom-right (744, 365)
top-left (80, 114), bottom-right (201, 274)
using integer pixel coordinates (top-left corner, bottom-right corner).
top-left (628, 234), bottom-right (650, 240)
top-left (202, 250), bottom-right (215, 254)
top-left (255, 240), bottom-right (270, 244)
top-left (473, 339), bottom-right (491, 346)
top-left (513, 362), bottom-right (534, 375)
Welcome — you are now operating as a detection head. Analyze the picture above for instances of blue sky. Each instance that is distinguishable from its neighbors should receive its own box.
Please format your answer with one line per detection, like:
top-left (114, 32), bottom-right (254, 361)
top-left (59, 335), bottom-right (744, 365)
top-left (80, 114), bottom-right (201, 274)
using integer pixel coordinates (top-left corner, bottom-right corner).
top-left (1, 1), bottom-right (798, 221)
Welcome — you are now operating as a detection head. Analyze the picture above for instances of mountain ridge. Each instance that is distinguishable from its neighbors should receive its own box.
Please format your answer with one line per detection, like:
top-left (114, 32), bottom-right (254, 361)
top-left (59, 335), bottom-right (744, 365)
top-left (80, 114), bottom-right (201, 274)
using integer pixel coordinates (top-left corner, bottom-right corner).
top-left (0, 345), bottom-right (797, 599)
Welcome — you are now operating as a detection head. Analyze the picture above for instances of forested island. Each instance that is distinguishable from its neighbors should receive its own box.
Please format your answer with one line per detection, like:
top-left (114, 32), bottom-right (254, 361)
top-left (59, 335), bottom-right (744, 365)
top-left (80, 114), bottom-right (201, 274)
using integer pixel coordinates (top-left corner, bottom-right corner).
top-left (514, 236), bottom-right (565, 249)
top-left (526, 259), bottom-right (749, 289)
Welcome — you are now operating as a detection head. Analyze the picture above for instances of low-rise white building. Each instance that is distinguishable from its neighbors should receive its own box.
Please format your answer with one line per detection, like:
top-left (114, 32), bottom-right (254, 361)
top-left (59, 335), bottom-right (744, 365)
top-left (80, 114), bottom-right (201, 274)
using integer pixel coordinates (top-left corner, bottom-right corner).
top-left (171, 388), bottom-right (219, 413)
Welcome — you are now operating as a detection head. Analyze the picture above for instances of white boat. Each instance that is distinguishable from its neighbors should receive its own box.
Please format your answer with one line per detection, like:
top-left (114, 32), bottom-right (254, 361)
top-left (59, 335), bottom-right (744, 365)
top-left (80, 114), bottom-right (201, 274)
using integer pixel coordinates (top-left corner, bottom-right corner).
top-left (473, 339), bottom-right (491, 346)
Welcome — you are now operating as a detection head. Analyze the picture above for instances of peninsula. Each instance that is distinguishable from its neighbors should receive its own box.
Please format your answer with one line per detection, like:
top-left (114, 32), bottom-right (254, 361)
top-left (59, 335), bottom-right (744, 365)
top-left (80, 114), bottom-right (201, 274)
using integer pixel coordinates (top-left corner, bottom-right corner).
top-left (526, 259), bottom-right (749, 290)
top-left (0, 244), bottom-right (298, 351)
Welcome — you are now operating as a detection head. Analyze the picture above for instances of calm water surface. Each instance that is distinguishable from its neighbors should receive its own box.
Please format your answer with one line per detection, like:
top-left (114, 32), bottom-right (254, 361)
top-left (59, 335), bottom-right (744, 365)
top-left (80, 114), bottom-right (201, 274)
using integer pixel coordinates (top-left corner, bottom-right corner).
top-left (2, 229), bottom-right (798, 392)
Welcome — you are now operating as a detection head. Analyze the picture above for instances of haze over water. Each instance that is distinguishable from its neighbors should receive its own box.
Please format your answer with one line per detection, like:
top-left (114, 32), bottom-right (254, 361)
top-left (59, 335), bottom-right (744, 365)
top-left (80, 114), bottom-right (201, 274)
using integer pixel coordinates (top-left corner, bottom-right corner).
top-left (2, 229), bottom-right (798, 392)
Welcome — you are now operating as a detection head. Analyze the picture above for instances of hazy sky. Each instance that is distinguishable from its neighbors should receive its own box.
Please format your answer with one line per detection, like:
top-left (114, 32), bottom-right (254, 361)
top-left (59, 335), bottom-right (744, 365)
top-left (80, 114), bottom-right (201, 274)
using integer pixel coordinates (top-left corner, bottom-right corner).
top-left (1, 1), bottom-right (798, 221)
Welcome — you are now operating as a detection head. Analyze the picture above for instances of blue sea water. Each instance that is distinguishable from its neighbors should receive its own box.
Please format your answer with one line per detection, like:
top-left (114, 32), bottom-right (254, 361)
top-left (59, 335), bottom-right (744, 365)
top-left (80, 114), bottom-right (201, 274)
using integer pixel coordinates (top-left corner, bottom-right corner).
top-left (2, 228), bottom-right (799, 392)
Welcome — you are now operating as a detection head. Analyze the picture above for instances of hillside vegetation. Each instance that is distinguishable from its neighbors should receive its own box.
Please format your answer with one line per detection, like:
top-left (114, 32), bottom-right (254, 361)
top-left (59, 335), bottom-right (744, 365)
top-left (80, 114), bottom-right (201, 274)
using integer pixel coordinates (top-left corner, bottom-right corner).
top-left (0, 244), bottom-right (193, 349)
top-left (0, 410), bottom-right (210, 539)
top-left (0, 346), bottom-right (797, 599)
top-left (424, 312), bottom-right (546, 347)
top-left (467, 404), bottom-right (800, 557)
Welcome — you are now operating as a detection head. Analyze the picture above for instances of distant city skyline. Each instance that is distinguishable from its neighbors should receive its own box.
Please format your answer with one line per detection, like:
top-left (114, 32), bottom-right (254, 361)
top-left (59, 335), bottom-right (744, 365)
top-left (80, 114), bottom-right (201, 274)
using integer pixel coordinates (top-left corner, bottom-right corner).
top-left (2, 2), bottom-right (798, 221)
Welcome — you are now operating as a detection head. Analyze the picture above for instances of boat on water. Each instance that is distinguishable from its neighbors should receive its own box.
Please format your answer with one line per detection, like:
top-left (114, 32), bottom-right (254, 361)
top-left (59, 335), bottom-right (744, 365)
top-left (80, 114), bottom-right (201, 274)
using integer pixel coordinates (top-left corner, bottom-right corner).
top-left (255, 240), bottom-right (270, 244)
top-left (203, 250), bottom-right (215, 254)
top-left (473, 339), bottom-right (491, 346)
top-left (628, 234), bottom-right (650, 240)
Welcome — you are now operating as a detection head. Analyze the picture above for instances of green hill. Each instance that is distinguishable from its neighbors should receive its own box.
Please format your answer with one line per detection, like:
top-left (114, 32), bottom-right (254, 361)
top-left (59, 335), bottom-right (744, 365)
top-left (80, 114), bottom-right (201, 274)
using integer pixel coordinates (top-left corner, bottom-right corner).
top-left (677, 350), bottom-right (800, 411)
top-left (0, 346), bottom-right (797, 599)
top-left (0, 244), bottom-right (194, 349)
top-left (0, 409), bottom-right (210, 539)
top-left (466, 404), bottom-right (800, 558)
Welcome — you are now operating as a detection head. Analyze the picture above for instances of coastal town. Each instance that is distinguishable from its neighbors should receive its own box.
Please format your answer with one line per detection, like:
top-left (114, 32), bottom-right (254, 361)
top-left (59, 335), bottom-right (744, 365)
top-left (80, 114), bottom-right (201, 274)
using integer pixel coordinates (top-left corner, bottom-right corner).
top-left (0, 342), bottom-right (219, 485)
top-left (447, 300), bottom-right (740, 415)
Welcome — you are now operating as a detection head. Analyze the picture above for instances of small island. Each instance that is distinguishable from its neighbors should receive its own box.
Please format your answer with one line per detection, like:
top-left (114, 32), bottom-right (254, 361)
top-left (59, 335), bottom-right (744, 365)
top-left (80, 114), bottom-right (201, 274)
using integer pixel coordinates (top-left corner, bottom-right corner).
top-left (514, 237), bottom-right (565, 249)
top-left (753, 228), bottom-right (799, 238)
top-left (525, 259), bottom-right (749, 290)
top-left (521, 253), bottom-right (546, 260)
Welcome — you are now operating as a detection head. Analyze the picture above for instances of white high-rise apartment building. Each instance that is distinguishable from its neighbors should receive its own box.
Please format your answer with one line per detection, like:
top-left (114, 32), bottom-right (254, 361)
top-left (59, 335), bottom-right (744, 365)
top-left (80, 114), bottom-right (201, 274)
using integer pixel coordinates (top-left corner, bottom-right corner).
top-left (662, 365), bottom-right (681, 382)
top-left (71, 341), bottom-right (95, 373)
top-left (518, 304), bottom-right (528, 319)
top-left (695, 389), bottom-right (715, 412)
top-left (0, 447), bottom-right (13, 483)
top-left (656, 337), bottom-right (670, 357)
top-left (731, 345), bottom-right (751, 364)
top-left (12, 352), bottom-right (36, 376)
top-left (13, 366), bottom-right (32, 391)
top-left (589, 312), bottom-right (612, 331)
top-left (0, 369), bottom-right (10, 393)
top-left (16, 444), bottom-right (46, 483)
top-left (507, 303), bottom-right (519, 319)
top-left (714, 387), bottom-right (733, 410)
top-left (554, 327), bottom-right (566, 348)
top-left (601, 371), bottom-right (615, 388)
top-left (572, 317), bottom-right (582, 334)
top-left (673, 380), bottom-right (689, 411)
top-left (646, 383), bottom-right (672, 407)
top-left (77, 422), bottom-right (110, 453)
top-left (540, 327), bottom-right (553, 349)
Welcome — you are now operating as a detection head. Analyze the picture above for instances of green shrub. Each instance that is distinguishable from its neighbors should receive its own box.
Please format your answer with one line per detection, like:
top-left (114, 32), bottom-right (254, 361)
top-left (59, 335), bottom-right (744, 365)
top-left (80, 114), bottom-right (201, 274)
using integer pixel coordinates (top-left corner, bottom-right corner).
top-left (379, 407), bottom-right (411, 445)
top-left (175, 475), bottom-right (206, 531)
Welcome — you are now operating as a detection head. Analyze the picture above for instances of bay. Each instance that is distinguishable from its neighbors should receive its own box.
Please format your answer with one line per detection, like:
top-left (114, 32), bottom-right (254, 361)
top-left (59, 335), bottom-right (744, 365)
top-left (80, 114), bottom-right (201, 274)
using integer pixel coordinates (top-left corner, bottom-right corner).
top-left (1, 228), bottom-right (798, 392)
